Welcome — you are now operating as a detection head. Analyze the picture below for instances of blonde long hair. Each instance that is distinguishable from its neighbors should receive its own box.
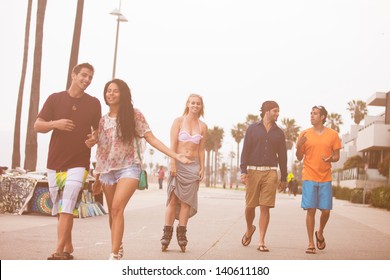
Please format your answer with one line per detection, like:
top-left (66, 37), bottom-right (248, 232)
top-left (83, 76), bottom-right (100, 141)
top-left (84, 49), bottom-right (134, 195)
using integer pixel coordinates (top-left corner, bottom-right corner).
top-left (182, 93), bottom-right (204, 117)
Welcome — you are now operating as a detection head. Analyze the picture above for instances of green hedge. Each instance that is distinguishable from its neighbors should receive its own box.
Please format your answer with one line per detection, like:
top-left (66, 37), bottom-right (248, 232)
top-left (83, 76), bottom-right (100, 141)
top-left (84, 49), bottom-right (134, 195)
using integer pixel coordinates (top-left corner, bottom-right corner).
top-left (333, 185), bottom-right (390, 210)
top-left (333, 186), bottom-right (352, 201)
top-left (350, 188), bottom-right (371, 204)
top-left (370, 186), bottom-right (390, 210)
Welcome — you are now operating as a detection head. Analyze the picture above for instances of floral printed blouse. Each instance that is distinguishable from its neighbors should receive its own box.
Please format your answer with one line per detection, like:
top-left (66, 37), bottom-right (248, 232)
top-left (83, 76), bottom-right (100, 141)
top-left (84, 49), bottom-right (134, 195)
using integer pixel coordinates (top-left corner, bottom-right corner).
top-left (94, 108), bottom-right (151, 174)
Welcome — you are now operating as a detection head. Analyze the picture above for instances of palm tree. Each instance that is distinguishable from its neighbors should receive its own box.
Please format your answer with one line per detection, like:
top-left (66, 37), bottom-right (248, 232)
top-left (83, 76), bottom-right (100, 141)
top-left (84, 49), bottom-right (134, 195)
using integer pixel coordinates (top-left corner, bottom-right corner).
top-left (66, 0), bottom-right (84, 88)
top-left (228, 151), bottom-right (235, 187)
top-left (148, 162), bottom-right (154, 176)
top-left (245, 114), bottom-right (258, 127)
top-left (204, 129), bottom-right (213, 187)
top-left (281, 118), bottom-right (300, 150)
top-left (347, 99), bottom-right (368, 125)
top-left (12, 0), bottom-right (33, 169)
top-left (231, 122), bottom-right (246, 187)
top-left (208, 126), bottom-right (224, 186)
top-left (214, 127), bottom-right (224, 186)
top-left (327, 113), bottom-right (343, 133)
top-left (149, 148), bottom-right (154, 175)
top-left (24, 0), bottom-right (47, 171)
top-left (220, 163), bottom-right (228, 188)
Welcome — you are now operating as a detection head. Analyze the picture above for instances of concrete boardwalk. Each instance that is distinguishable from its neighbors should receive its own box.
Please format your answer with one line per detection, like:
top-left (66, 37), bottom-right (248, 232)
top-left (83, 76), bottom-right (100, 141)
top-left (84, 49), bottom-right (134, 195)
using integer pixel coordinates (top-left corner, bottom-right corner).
top-left (1, 183), bottom-right (390, 260)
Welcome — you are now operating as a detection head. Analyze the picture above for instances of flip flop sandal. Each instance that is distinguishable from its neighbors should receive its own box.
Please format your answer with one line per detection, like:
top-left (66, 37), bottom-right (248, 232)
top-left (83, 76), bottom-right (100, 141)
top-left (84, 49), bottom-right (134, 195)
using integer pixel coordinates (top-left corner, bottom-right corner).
top-left (47, 253), bottom-right (70, 260)
top-left (305, 247), bottom-right (316, 254)
top-left (63, 252), bottom-right (74, 260)
top-left (257, 245), bottom-right (270, 252)
top-left (241, 225), bottom-right (256, 246)
top-left (315, 231), bottom-right (326, 250)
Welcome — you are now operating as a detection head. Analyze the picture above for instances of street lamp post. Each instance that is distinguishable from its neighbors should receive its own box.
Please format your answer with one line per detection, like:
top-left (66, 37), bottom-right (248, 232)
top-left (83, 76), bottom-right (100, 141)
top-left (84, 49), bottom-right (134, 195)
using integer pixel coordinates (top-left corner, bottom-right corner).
top-left (110, 2), bottom-right (128, 79)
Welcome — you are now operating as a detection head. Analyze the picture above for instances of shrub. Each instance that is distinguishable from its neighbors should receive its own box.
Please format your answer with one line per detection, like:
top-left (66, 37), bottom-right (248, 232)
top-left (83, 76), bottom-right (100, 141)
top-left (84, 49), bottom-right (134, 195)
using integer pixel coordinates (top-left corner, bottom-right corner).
top-left (377, 154), bottom-right (390, 178)
top-left (350, 188), bottom-right (371, 204)
top-left (343, 155), bottom-right (364, 170)
top-left (333, 186), bottom-right (353, 201)
top-left (370, 186), bottom-right (390, 210)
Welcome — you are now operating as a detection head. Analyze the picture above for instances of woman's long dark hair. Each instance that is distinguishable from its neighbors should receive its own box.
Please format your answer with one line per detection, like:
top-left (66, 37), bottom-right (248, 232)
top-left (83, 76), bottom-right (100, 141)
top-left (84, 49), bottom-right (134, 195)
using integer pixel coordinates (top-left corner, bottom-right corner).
top-left (103, 79), bottom-right (136, 142)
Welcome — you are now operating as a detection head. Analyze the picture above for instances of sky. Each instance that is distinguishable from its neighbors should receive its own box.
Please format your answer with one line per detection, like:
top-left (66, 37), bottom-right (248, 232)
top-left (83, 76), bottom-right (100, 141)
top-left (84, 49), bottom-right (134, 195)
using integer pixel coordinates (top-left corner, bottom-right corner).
top-left (0, 0), bottom-right (389, 171)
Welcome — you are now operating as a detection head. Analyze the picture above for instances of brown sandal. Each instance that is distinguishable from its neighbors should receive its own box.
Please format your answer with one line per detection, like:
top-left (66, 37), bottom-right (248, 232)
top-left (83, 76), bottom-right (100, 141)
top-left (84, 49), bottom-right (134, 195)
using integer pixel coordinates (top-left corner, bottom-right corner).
top-left (305, 247), bottom-right (316, 254)
top-left (241, 225), bottom-right (256, 246)
top-left (315, 231), bottom-right (326, 250)
top-left (257, 245), bottom-right (270, 252)
top-left (47, 252), bottom-right (73, 260)
top-left (63, 252), bottom-right (74, 259)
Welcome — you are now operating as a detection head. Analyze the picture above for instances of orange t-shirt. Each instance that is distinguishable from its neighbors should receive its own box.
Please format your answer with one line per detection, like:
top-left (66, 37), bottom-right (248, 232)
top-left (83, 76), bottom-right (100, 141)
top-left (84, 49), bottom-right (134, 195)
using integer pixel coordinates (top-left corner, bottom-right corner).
top-left (297, 127), bottom-right (341, 182)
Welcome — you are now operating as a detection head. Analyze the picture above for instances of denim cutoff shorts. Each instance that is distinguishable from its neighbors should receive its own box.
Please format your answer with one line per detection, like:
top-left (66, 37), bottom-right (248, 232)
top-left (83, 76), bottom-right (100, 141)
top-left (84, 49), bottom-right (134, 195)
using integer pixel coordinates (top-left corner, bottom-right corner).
top-left (99, 164), bottom-right (141, 186)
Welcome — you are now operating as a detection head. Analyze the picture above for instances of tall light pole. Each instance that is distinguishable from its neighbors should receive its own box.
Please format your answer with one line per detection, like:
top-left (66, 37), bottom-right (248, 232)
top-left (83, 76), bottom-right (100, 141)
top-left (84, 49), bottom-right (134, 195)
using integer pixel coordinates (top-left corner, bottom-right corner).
top-left (110, 1), bottom-right (128, 79)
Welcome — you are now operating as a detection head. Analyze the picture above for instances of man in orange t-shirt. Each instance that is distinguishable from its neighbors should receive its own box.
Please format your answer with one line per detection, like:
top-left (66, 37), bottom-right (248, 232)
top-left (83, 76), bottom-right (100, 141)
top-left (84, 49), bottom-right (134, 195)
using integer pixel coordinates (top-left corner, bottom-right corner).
top-left (296, 105), bottom-right (341, 254)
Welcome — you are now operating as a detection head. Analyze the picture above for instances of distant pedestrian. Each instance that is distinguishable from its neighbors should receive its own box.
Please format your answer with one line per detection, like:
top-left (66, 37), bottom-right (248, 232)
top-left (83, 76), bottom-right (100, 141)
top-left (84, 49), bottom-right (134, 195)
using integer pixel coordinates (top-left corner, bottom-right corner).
top-left (158, 166), bottom-right (165, 189)
top-left (288, 178), bottom-right (298, 196)
top-left (240, 100), bottom-right (288, 252)
top-left (296, 105), bottom-right (341, 254)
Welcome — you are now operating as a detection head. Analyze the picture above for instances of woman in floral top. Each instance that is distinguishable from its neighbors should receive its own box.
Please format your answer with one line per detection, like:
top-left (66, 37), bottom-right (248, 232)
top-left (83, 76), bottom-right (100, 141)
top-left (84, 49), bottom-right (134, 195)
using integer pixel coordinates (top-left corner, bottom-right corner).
top-left (93, 79), bottom-right (191, 260)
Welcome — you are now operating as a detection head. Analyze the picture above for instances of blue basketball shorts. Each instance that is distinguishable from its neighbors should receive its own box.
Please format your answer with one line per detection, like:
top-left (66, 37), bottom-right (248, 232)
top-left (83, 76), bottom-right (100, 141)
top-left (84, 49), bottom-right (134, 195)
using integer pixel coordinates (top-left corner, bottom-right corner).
top-left (301, 180), bottom-right (332, 210)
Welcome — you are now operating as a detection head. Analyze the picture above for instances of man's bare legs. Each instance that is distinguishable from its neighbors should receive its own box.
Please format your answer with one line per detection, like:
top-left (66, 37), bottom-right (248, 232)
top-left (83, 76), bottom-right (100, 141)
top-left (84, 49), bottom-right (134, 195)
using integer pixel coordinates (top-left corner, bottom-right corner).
top-left (306, 208), bottom-right (316, 249)
top-left (258, 205), bottom-right (270, 246)
top-left (56, 213), bottom-right (74, 254)
top-left (306, 208), bottom-right (330, 249)
top-left (317, 209), bottom-right (330, 242)
top-left (244, 206), bottom-right (256, 237)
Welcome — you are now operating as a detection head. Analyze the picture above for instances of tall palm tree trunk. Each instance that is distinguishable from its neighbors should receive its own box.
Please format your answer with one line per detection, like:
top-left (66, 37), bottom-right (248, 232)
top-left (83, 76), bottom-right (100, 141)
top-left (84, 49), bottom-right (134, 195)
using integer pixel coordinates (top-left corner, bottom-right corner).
top-left (206, 151), bottom-right (211, 187)
top-left (66, 0), bottom-right (84, 89)
top-left (12, 0), bottom-right (33, 169)
top-left (212, 150), bottom-right (216, 186)
top-left (213, 148), bottom-right (218, 186)
top-left (236, 142), bottom-right (240, 188)
top-left (24, 0), bottom-right (47, 171)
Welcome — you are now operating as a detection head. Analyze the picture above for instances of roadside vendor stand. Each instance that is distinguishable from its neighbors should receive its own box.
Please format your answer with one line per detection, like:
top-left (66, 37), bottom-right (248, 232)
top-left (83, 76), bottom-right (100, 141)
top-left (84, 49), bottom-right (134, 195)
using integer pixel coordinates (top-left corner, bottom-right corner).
top-left (0, 171), bottom-right (106, 218)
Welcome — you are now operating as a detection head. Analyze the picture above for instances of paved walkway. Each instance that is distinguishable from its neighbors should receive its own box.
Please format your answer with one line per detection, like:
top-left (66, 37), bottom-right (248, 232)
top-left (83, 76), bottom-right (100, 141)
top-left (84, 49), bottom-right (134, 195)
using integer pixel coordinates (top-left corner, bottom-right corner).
top-left (0, 184), bottom-right (390, 260)
top-left (1, 183), bottom-right (390, 260)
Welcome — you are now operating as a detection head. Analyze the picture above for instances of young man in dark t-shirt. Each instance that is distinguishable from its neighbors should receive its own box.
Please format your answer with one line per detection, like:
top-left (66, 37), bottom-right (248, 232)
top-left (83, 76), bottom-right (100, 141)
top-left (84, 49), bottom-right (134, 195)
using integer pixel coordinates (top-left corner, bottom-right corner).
top-left (34, 63), bottom-right (101, 260)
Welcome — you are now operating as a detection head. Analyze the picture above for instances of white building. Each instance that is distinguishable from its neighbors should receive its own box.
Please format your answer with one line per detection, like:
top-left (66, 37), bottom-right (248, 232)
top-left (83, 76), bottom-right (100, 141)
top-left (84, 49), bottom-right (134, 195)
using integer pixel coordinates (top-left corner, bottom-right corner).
top-left (333, 92), bottom-right (390, 190)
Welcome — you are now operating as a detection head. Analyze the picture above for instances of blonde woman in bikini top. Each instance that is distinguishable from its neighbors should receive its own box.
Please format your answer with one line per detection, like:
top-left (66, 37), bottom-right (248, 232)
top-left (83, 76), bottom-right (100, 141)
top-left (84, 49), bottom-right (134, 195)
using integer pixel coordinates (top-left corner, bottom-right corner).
top-left (160, 93), bottom-right (208, 252)
top-left (170, 94), bottom-right (207, 176)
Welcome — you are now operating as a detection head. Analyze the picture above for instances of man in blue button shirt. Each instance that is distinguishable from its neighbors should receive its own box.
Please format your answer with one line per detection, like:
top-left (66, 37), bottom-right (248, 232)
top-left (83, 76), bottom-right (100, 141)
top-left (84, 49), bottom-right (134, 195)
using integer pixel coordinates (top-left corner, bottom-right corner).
top-left (240, 100), bottom-right (287, 252)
